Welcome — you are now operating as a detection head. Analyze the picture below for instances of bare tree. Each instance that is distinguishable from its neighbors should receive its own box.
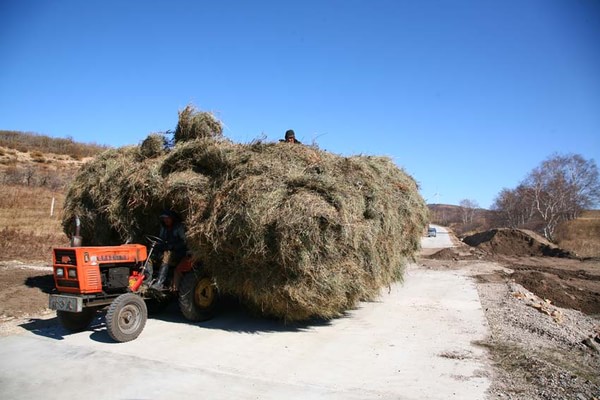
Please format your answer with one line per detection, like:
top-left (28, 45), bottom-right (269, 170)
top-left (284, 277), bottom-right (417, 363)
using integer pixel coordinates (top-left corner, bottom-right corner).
top-left (24, 166), bottom-right (36, 186)
top-left (492, 185), bottom-right (536, 228)
top-left (492, 153), bottom-right (599, 241)
top-left (525, 154), bottom-right (600, 241)
top-left (459, 199), bottom-right (480, 225)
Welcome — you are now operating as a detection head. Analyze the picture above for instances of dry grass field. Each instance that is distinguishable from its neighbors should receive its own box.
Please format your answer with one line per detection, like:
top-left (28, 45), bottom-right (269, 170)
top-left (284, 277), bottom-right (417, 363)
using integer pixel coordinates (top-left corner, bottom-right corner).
top-left (0, 133), bottom-right (103, 262)
top-left (555, 210), bottom-right (600, 258)
top-left (0, 185), bottom-right (68, 262)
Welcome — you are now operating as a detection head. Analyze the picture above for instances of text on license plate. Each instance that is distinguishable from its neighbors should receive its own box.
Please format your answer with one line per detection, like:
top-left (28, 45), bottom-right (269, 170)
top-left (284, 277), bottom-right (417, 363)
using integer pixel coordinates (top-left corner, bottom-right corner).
top-left (49, 295), bottom-right (83, 312)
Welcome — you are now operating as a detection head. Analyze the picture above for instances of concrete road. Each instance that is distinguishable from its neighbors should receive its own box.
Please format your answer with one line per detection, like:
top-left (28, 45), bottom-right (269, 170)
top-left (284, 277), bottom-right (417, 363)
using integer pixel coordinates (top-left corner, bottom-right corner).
top-left (0, 230), bottom-right (490, 400)
top-left (421, 224), bottom-right (455, 249)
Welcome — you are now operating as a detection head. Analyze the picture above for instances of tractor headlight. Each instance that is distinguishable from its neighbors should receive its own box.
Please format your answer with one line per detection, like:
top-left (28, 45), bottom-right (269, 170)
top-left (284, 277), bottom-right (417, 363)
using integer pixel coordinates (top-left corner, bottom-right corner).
top-left (56, 268), bottom-right (64, 278)
top-left (67, 268), bottom-right (77, 279)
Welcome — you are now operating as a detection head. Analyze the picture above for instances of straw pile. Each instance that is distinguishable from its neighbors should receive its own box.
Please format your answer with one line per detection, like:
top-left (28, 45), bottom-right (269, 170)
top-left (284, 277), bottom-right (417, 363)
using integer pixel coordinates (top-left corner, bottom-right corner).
top-left (63, 106), bottom-right (428, 321)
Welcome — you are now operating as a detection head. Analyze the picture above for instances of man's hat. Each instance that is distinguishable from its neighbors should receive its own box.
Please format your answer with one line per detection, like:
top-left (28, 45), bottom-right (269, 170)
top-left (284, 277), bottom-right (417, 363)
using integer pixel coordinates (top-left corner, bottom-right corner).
top-left (285, 129), bottom-right (295, 139)
top-left (159, 210), bottom-right (178, 220)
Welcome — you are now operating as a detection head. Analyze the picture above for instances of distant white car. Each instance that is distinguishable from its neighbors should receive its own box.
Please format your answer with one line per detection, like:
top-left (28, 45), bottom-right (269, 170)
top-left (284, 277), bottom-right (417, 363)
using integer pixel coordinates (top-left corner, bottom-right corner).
top-left (427, 227), bottom-right (437, 237)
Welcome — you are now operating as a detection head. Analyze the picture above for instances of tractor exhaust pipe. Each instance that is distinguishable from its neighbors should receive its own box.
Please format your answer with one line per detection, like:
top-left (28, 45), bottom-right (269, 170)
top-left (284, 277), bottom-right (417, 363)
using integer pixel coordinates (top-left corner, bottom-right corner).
top-left (70, 216), bottom-right (82, 247)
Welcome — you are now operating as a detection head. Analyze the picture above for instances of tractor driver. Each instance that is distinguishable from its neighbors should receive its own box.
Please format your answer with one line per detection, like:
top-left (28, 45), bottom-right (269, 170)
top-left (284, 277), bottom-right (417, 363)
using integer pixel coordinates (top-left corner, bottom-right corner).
top-left (151, 210), bottom-right (188, 290)
top-left (280, 129), bottom-right (301, 144)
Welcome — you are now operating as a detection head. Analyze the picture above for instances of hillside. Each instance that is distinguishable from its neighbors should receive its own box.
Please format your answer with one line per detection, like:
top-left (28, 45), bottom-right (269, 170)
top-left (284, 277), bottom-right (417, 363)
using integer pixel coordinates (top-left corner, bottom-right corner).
top-left (0, 146), bottom-right (85, 190)
top-left (0, 130), bottom-right (107, 159)
top-left (0, 131), bottom-right (108, 261)
top-left (0, 130), bottom-right (108, 190)
top-left (555, 210), bottom-right (600, 258)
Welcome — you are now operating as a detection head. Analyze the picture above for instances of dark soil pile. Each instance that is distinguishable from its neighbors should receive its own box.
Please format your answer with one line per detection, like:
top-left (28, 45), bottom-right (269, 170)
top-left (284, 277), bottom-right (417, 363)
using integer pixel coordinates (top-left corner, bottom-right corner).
top-left (62, 106), bottom-right (428, 321)
top-left (426, 248), bottom-right (459, 260)
top-left (425, 247), bottom-right (487, 261)
top-left (462, 229), bottom-right (573, 258)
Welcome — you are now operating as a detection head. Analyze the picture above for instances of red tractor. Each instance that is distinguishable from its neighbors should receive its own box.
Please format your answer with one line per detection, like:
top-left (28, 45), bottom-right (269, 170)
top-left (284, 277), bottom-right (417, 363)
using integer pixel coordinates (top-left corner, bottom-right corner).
top-left (49, 235), bottom-right (217, 342)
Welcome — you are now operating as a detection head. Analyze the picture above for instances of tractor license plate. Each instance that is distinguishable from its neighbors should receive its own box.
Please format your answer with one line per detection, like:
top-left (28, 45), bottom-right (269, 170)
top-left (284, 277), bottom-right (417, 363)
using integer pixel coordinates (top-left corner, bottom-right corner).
top-left (49, 295), bottom-right (83, 312)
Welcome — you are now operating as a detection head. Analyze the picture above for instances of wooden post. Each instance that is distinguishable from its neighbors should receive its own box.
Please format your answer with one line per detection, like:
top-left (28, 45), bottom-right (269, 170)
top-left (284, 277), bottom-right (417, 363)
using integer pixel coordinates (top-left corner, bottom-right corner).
top-left (50, 197), bottom-right (55, 217)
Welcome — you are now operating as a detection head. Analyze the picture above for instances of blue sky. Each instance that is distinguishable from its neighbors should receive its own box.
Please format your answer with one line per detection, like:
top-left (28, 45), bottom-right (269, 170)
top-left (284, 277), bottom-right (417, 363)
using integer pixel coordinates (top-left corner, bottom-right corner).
top-left (1, 1), bottom-right (599, 209)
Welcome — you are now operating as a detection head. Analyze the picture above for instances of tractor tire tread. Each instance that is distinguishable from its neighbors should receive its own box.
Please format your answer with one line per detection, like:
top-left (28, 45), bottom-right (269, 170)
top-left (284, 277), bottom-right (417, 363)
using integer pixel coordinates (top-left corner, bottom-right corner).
top-left (106, 293), bottom-right (148, 343)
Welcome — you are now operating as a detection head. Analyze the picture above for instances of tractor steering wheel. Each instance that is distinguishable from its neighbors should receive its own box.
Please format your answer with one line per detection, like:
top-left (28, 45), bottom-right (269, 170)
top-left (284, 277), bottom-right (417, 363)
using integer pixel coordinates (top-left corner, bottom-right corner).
top-left (144, 234), bottom-right (164, 247)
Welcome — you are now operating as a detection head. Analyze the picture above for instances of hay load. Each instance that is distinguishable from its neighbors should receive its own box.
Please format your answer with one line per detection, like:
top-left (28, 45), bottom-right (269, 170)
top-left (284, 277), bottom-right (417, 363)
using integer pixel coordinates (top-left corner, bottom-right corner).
top-left (63, 106), bottom-right (428, 321)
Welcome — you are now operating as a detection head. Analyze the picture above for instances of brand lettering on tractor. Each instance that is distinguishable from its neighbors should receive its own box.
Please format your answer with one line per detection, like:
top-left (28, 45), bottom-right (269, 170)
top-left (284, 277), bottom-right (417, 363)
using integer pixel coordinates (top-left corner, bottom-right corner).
top-left (96, 255), bottom-right (128, 262)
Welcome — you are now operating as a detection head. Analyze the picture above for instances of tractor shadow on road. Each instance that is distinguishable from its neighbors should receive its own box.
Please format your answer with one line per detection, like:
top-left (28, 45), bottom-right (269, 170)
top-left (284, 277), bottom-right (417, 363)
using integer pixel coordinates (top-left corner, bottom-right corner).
top-left (147, 296), bottom-right (337, 334)
top-left (17, 296), bottom-right (341, 343)
top-left (84, 298), bottom-right (338, 343)
top-left (18, 314), bottom-right (107, 341)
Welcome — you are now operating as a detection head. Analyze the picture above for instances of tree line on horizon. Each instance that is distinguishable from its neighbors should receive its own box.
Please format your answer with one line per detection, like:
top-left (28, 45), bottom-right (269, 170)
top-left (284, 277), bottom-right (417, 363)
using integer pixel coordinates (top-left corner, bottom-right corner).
top-left (0, 130), bottom-right (108, 160)
top-left (449, 154), bottom-right (600, 242)
top-left (491, 153), bottom-right (600, 241)
top-left (432, 153), bottom-right (599, 243)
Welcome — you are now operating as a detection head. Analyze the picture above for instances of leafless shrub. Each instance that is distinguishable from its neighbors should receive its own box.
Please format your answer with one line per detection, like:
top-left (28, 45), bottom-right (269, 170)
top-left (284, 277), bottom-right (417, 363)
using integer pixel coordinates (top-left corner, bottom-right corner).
top-left (2, 166), bottom-right (25, 185)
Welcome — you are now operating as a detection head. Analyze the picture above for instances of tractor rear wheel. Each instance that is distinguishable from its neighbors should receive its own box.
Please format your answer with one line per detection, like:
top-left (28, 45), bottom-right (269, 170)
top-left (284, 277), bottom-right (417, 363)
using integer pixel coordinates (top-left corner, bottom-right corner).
top-left (106, 293), bottom-right (147, 343)
top-left (57, 308), bottom-right (97, 332)
top-left (179, 271), bottom-right (218, 322)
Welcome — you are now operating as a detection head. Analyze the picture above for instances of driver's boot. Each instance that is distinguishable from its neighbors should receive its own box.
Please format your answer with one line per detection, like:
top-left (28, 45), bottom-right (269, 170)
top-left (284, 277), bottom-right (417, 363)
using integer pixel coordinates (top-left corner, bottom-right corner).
top-left (144, 262), bottom-right (154, 285)
top-left (151, 264), bottom-right (169, 290)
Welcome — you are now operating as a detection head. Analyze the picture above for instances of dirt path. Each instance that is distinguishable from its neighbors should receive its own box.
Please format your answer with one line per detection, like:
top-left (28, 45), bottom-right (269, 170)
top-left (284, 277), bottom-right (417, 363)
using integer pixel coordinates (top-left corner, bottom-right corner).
top-left (0, 262), bottom-right (53, 322)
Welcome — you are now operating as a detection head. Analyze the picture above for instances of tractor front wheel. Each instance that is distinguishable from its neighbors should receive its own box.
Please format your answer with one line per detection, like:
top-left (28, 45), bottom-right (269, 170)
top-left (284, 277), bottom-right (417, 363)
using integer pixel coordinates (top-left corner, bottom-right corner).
top-left (57, 308), bottom-right (97, 332)
top-left (106, 293), bottom-right (147, 343)
top-left (179, 271), bottom-right (218, 322)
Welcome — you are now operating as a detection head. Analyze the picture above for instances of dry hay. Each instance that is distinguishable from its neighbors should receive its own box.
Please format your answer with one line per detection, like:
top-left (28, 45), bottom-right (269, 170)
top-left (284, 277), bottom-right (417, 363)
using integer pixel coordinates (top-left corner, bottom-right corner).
top-left (462, 228), bottom-right (573, 258)
top-left (62, 107), bottom-right (428, 321)
top-left (174, 105), bottom-right (223, 143)
top-left (139, 133), bottom-right (166, 159)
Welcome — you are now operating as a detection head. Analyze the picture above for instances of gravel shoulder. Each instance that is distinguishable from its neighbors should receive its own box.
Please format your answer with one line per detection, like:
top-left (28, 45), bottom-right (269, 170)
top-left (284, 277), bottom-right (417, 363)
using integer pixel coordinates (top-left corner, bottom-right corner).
top-left (420, 255), bottom-right (600, 400)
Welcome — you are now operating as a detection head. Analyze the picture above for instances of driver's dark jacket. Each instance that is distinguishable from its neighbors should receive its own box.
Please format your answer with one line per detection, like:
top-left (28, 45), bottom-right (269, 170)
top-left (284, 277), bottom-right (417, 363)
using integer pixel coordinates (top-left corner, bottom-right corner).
top-left (158, 223), bottom-right (187, 257)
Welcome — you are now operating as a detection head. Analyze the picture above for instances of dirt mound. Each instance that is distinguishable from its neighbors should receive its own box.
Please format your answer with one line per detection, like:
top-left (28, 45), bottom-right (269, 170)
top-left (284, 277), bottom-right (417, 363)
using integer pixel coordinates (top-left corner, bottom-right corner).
top-left (61, 106), bottom-right (428, 322)
top-left (462, 229), bottom-right (573, 258)
top-left (425, 247), bottom-right (486, 261)
top-left (426, 248), bottom-right (459, 260)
